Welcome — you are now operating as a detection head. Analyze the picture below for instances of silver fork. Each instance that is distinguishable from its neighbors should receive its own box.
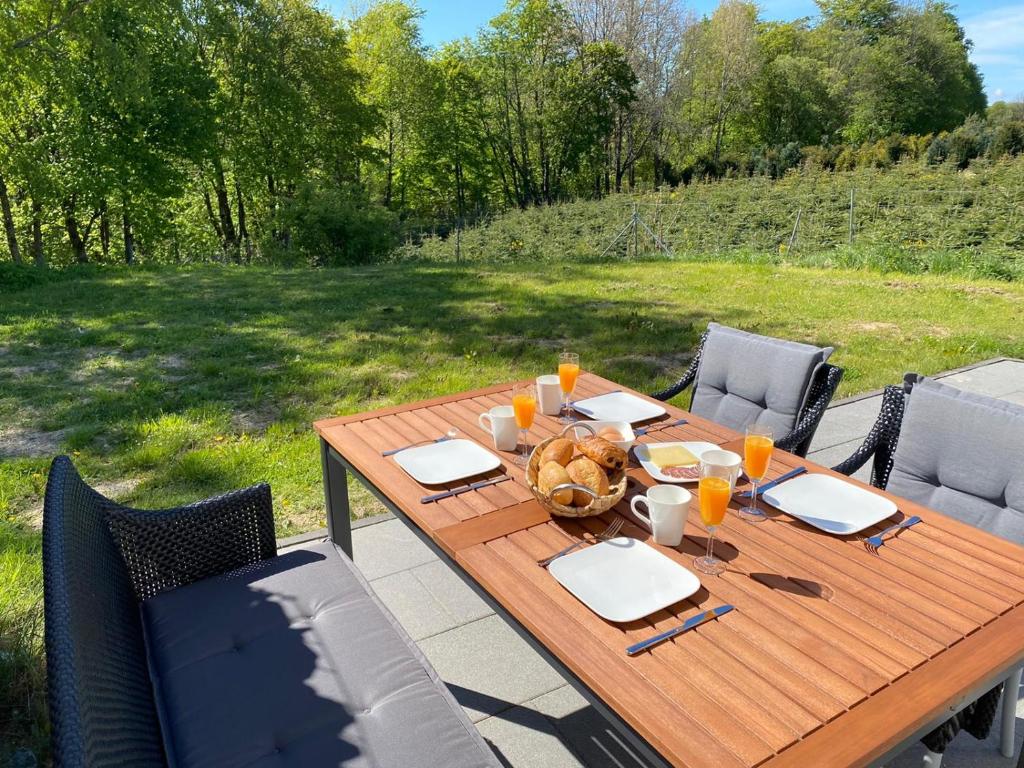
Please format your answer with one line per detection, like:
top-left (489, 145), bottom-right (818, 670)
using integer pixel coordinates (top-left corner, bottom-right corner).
top-left (536, 518), bottom-right (624, 568)
top-left (863, 515), bottom-right (922, 554)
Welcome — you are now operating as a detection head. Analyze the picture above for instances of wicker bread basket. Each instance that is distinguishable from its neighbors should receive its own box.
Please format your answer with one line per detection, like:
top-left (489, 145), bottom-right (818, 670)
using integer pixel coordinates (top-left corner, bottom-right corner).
top-left (526, 423), bottom-right (628, 518)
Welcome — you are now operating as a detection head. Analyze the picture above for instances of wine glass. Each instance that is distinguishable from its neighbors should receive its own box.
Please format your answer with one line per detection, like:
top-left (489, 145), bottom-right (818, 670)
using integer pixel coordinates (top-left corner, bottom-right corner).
top-left (739, 424), bottom-right (773, 523)
top-left (512, 382), bottom-right (537, 467)
top-left (694, 455), bottom-right (734, 575)
top-left (558, 352), bottom-right (580, 424)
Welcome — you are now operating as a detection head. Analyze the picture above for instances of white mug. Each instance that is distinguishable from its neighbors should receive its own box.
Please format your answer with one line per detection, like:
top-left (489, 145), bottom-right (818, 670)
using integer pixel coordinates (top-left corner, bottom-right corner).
top-left (478, 405), bottom-right (518, 451)
top-left (700, 449), bottom-right (742, 485)
top-left (536, 374), bottom-right (562, 416)
top-left (630, 485), bottom-right (691, 547)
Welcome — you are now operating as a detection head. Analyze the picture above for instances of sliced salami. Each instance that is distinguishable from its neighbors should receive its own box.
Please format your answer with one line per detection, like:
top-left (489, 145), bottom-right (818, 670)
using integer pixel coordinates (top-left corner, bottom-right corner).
top-left (662, 465), bottom-right (700, 480)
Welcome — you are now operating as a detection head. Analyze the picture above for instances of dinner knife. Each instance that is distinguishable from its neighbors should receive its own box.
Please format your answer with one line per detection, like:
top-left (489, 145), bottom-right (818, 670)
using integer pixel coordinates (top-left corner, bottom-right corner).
top-left (736, 466), bottom-right (808, 499)
top-left (421, 475), bottom-right (510, 504)
top-left (634, 418), bottom-right (688, 436)
top-left (382, 432), bottom-right (456, 457)
top-left (626, 605), bottom-right (734, 656)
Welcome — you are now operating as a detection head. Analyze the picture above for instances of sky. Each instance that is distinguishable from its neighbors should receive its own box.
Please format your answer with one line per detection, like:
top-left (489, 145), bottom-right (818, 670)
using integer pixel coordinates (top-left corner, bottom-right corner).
top-left (330, 1), bottom-right (1024, 103)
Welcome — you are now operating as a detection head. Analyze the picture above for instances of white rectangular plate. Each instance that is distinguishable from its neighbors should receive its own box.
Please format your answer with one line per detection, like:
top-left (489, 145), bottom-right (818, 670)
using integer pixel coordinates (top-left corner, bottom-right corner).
top-left (634, 441), bottom-right (720, 483)
top-left (393, 439), bottom-right (501, 485)
top-left (572, 392), bottom-right (666, 424)
top-left (548, 537), bottom-right (701, 623)
top-left (763, 473), bottom-right (898, 535)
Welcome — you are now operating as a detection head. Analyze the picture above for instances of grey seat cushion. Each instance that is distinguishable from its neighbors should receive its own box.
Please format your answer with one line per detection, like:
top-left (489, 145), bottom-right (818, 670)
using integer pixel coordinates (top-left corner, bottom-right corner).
top-left (690, 323), bottom-right (833, 435)
top-left (887, 377), bottom-right (1024, 545)
top-left (141, 541), bottom-right (498, 768)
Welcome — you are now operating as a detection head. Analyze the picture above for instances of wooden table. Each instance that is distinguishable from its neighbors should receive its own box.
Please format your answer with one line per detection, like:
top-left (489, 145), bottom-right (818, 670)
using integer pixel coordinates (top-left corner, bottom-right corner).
top-left (314, 372), bottom-right (1024, 768)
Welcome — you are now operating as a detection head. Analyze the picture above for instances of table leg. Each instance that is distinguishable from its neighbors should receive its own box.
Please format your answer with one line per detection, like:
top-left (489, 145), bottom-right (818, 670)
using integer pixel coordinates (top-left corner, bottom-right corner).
top-left (1002, 666), bottom-right (1022, 758)
top-left (321, 437), bottom-right (353, 558)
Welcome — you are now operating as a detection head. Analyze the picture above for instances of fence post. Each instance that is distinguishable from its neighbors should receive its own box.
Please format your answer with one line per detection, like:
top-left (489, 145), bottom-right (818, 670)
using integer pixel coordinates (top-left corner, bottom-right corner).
top-left (788, 207), bottom-right (802, 252)
top-left (848, 189), bottom-right (856, 244)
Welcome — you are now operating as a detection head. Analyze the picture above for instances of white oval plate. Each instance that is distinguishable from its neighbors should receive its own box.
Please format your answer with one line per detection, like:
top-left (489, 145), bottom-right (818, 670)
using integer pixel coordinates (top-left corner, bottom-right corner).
top-left (571, 392), bottom-right (666, 424)
top-left (634, 441), bottom-right (720, 484)
top-left (548, 537), bottom-right (700, 623)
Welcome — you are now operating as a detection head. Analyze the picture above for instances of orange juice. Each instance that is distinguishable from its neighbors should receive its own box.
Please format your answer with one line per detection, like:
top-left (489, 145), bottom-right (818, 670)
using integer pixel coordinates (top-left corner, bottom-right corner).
top-left (698, 476), bottom-right (731, 527)
top-left (558, 363), bottom-right (580, 394)
top-left (744, 434), bottom-right (774, 481)
top-left (512, 393), bottom-right (536, 429)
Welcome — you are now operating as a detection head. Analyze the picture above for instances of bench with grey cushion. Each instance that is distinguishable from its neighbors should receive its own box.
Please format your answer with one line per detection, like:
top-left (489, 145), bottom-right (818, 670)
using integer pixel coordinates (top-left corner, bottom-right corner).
top-left (834, 374), bottom-right (1024, 766)
top-left (43, 456), bottom-right (499, 768)
top-left (651, 323), bottom-right (843, 457)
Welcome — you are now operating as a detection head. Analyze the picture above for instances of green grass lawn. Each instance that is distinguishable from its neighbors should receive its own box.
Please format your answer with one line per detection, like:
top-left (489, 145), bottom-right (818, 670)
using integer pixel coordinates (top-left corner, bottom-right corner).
top-left (2, 259), bottom-right (1024, 761)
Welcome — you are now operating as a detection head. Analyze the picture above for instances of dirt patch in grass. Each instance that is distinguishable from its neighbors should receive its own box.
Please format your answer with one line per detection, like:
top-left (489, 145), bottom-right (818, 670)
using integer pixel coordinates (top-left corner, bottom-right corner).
top-left (0, 426), bottom-right (69, 459)
top-left (850, 322), bottom-right (901, 334)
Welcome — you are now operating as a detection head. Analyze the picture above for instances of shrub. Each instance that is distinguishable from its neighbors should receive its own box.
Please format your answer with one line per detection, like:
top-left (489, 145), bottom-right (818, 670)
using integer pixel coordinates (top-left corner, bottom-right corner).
top-left (990, 121), bottom-right (1024, 158)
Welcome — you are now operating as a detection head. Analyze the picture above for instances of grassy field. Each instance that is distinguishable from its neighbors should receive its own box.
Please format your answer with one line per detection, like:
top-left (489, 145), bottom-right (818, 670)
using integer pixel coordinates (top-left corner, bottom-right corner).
top-left (3, 259), bottom-right (1024, 761)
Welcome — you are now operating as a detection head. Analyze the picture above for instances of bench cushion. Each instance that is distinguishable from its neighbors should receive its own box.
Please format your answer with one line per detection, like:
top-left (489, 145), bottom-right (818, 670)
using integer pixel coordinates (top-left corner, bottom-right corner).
top-left (141, 541), bottom-right (498, 768)
top-left (887, 377), bottom-right (1024, 545)
top-left (690, 323), bottom-right (833, 435)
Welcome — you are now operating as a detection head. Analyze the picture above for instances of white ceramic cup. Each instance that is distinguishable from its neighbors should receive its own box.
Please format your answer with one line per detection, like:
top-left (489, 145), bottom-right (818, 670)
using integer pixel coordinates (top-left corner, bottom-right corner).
top-left (700, 449), bottom-right (743, 486)
top-left (630, 484), bottom-right (691, 547)
top-left (478, 405), bottom-right (518, 451)
top-left (536, 374), bottom-right (562, 416)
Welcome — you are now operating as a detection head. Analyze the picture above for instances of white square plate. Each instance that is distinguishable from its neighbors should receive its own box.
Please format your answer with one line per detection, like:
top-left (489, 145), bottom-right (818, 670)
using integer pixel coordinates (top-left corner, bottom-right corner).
top-left (393, 439), bottom-right (502, 485)
top-left (548, 537), bottom-right (701, 623)
top-left (763, 473), bottom-right (898, 535)
top-left (572, 392), bottom-right (666, 424)
top-left (633, 441), bottom-right (720, 483)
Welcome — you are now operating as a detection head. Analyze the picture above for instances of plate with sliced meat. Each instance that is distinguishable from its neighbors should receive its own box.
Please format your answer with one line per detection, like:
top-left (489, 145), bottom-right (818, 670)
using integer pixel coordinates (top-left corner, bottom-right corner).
top-left (634, 441), bottom-right (720, 484)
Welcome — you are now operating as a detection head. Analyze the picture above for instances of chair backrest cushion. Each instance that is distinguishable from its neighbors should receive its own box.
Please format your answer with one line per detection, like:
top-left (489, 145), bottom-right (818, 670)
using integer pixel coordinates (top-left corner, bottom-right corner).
top-left (690, 323), bottom-right (833, 435)
top-left (887, 377), bottom-right (1024, 545)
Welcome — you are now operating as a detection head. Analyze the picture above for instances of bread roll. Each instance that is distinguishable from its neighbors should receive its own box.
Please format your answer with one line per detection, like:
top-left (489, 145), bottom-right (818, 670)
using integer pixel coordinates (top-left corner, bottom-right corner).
top-left (538, 461), bottom-right (573, 505)
top-left (566, 456), bottom-right (609, 506)
top-left (539, 438), bottom-right (574, 466)
top-left (576, 436), bottom-right (627, 470)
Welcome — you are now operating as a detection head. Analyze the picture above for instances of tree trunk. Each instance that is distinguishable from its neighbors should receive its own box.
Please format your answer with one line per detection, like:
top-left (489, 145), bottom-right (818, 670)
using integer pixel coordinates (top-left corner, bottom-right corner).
top-left (212, 158), bottom-right (237, 260)
top-left (63, 200), bottom-right (87, 263)
top-left (122, 208), bottom-right (135, 265)
top-left (384, 122), bottom-right (394, 208)
top-left (30, 198), bottom-right (45, 267)
top-left (99, 200), bottom-right (110, 259)
top-left (0, 172), bottom-right (21, 263)
top-left (236, 180), bottom-right (252, 263)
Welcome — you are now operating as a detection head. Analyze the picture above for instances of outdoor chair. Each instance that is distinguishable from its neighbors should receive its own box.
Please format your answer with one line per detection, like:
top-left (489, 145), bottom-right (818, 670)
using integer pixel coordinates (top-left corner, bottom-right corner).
top-left (651, 323), bottom-right (843, 457)
top-left (42, 456), bottom-right (499, 768)
top-left (833, 374), bottom-right (1024, 767)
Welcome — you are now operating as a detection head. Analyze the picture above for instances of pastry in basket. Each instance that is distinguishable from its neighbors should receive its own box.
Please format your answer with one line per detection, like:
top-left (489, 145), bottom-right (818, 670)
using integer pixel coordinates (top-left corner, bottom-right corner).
top-left (538, 461), bottom-right (574, 505)
top-left (566, 456), bottom-right (610, 506)
top-left (539, 437), bottom-right (574, 467)
top-left (576, 436), bottom-right (627, 470)
top-left (648, 444), bottom-right (700, 480)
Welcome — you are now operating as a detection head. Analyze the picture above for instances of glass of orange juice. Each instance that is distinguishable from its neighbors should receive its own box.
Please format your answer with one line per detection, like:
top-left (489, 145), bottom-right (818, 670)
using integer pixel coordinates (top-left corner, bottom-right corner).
top-left (558, 351), bottom-right (580, 424)
top-left (739, 425), bottom-right (774, 523)
top-left (694, 456), bottom-right (734, 575)
top-left (512, 382), bottom-right (537, 466)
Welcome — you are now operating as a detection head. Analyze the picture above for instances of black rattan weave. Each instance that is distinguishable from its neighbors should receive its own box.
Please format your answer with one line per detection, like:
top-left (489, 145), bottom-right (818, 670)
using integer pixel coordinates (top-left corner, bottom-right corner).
top-left (105, 483), bottom-right (275, 601)
top-left (43, 456), bottom-right (277, 766)
top-left (43, 456), bottom-right (168, 768)
top-left (650, 331), bottom-right (843, 458)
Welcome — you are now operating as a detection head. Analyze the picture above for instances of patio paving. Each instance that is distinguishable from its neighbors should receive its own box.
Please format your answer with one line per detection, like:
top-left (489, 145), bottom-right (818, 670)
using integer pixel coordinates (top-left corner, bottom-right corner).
top-left (340, 359), bottom-right (1024, 767)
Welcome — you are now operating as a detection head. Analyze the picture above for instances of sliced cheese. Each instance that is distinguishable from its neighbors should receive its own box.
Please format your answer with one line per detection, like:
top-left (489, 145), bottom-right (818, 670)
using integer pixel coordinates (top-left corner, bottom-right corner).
top-left (647, 444), bottom-right (699, 469)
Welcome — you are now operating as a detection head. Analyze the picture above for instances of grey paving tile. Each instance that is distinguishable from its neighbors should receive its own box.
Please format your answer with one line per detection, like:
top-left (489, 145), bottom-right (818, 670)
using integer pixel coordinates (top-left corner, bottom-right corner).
top-left (477, 704), bottom-right (586, 768)
top-left (368, 569), bottom-right (458, 641)
top-left (351, 518), bottom-right (437, 580)
top-left (418, 614), bottom-right (567, 723)
top-left (940, 360), bottom-right (1024, 398)
top-left (412, 559), bottom-right (493, 625)
top-left (809, 396), bottom-right (885, 451)
top-left (527, 686), bottom-right (654, 768)
top-left (1002, 390), bottom-right (1024, 407)
top-left (808, 438), bottom-right (872, 484)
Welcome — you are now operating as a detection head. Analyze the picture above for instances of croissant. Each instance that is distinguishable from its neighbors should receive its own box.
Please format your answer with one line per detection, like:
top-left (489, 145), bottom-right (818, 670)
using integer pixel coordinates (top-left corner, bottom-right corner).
top-left (576, 436), bottom-right (627, 471)
top-left (566, 456), bottom-right (609, 506)
top-left (538, 462), bottom-right (574, 505)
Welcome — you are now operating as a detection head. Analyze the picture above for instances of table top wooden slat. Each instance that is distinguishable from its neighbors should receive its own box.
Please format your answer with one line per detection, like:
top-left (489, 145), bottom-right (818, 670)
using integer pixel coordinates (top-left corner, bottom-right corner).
top-left (314, 372), bottom-right (1024, 768)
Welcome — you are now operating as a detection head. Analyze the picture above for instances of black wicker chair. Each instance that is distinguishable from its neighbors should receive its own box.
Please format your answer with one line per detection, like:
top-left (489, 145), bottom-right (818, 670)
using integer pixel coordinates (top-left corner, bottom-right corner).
top-left (651, 331), bottom-right (844, 457)
top-left (830, 377), bottom-right (1014, 767)
top-left (43, 456), bottom-right (499, 768)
